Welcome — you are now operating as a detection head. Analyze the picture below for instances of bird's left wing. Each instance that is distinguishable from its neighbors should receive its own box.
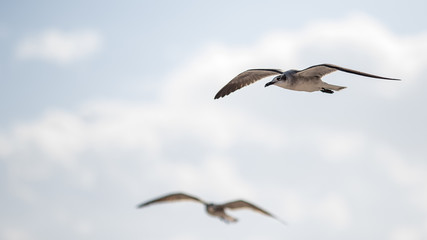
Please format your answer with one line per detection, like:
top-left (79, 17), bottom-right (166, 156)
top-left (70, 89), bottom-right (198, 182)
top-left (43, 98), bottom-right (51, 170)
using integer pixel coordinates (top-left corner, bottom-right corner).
top-left (214, 69), bottom-right (283, 99)
top-left (137, 192), bottom-right (206, 208)
top-left (296, 64), bottom-right (400, 80)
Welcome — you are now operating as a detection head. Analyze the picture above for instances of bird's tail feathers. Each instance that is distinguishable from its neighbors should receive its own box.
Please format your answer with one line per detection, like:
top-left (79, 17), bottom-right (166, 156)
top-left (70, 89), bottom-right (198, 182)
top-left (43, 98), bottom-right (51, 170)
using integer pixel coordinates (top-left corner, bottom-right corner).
top-left (323, 83), bottom-right (346, 91)
top-left (221, 215), bottom-right (238, 223)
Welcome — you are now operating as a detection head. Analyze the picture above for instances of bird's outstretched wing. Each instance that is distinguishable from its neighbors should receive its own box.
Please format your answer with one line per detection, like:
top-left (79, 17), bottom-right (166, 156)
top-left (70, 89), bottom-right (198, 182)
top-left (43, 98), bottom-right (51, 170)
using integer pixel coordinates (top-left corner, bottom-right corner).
top-left (221, 200), bottom-right (286, 225)
top-left (214, 69), bottom-right (283, 99)
top-left (137, 192), bottom-right (206, 208)
top-left (296, 64), bottom-right (400, 80)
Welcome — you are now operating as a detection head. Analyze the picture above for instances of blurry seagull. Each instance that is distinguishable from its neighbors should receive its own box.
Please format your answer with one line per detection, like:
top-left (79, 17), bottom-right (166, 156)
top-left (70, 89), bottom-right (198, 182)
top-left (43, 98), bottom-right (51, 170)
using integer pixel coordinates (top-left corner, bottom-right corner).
top-left (214, 63), bottom-right (400, 99)
top-left (137, 192), bottom-right (286, 225)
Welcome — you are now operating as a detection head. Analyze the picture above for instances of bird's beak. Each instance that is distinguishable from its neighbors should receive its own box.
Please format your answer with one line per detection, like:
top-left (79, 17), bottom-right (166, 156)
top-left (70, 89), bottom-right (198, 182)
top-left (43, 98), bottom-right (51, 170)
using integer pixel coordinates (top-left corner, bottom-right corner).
top-left (265, 81), bottom-right (274, 87)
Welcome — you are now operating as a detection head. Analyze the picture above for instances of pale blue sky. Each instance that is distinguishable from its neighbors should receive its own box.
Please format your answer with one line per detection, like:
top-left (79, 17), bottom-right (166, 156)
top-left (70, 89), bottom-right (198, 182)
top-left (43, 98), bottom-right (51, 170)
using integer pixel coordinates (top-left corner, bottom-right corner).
top-left (1, 1), bottom-right (427, 240)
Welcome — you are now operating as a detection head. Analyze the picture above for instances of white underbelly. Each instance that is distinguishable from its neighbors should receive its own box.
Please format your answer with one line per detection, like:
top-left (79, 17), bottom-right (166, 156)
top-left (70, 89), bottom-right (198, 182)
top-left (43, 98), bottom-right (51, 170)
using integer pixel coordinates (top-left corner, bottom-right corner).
top-left (275, 80), bottom-right (322, 92)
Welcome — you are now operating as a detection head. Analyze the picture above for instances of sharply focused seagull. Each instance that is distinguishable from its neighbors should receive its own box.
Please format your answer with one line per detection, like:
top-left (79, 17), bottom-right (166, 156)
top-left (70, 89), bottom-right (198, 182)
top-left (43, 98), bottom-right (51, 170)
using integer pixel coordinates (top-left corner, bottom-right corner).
top-left (137, 192), bottom-right (285, 225)
top-left (214, 63), bottom-right (400, 99)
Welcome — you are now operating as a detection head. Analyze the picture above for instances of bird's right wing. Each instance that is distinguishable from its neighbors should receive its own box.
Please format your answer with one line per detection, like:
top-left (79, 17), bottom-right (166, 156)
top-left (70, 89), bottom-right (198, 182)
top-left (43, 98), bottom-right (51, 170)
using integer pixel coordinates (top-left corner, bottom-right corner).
top-left (137, 192), bottom-right (206, 208)
top-left (221, 200), bottom-right (286, 225)
top-left (296, 64), bottom-right (400, 80)
top-left (214, 69), bottom-right (283, 99)
top-left (222, 200), bottom-right (273, 215)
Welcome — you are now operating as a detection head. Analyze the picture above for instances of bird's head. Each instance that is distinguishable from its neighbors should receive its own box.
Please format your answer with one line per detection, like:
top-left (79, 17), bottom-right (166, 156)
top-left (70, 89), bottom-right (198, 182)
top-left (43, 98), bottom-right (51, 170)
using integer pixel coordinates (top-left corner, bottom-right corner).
top-left (206, 203), bottom-right (216, 209)
top-left (265, 75), bottom-right (285, 87)
top-left (206, 203), bottom-right (217, 213)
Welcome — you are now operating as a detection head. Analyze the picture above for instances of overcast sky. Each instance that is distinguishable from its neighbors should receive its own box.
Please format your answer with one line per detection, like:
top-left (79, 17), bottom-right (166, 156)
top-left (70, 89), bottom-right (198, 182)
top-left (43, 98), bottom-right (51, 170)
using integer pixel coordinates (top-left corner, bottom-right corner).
top-left (1, 1), bottom-right (427, 240)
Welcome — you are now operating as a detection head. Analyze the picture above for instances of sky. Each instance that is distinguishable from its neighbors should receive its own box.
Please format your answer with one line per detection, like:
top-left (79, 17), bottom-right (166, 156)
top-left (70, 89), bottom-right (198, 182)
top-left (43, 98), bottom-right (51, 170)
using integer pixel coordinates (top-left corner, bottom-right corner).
top-left (1, 0), bottom-right (427, 240)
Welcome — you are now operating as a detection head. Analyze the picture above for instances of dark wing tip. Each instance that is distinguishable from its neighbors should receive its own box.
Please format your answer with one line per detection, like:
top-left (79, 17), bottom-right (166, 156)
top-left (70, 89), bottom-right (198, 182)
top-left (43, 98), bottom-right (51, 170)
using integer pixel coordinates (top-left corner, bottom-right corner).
top-left (214, 81), bottom-right (248, 99)
top-left (137, 203), bottom-right (147, 208)
top-left (214, 85), bottom-right (237, 99)
top-left (321, 64), bottom-right (401, 81)
top-left (214, 93), bottom-right (226, 99)
top-left (214, 92), bottom-right (224, 99)
top-left (214, 69), bottom-right (284, 99)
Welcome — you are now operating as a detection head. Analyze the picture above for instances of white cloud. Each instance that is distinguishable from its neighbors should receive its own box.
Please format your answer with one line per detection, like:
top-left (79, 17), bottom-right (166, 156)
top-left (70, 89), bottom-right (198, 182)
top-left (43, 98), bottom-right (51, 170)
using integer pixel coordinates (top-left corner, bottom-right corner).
top-left (376, 146), bottom-right (427, 187)
top-left (272, 189), bottom-right (353, 230)
top-left (376, 145), bottom-right (427, 212)
top-left (275, 189), bottom-right (307, 224)
top-left (314, 130), bottom-right (366, 162)
top-left (150, 156), bottom-right (255, 199)
top-left (0, 135), bottom-right (12, 156)
top-left (168, 234), bottom-right (200, 240)
top-left (1, 227), bottom-right (33, 240)
top-left (15, 29), bottom-right (102, 64)
top-left (314, 193), bottom-right (351, 230)
top-left (390, 226), bottom-right (423, 240)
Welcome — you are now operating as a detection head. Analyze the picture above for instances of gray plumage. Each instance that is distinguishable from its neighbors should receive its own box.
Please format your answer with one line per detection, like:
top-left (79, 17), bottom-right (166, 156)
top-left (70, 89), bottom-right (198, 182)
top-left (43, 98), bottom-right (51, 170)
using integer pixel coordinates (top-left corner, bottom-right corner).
top-left (137, 192), bottom-right (285, 225)
top-left (214, 63), bottom-right (400, 99)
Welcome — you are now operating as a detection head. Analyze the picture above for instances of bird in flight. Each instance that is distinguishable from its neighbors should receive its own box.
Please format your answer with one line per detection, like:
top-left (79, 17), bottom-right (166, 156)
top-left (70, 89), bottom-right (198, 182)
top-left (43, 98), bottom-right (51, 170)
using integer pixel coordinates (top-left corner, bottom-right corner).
top-left (137, 192), bottom-right (286, 225)
top-left (214, 63), bottom-right (400, 99)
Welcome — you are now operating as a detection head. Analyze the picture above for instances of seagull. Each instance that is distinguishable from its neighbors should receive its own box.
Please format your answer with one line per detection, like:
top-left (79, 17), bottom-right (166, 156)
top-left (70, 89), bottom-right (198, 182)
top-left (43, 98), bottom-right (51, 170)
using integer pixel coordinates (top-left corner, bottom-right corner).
top-left (214, 63), bottom-right (400, 99)
top-left (137, 192), bottom-right (286, 225)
